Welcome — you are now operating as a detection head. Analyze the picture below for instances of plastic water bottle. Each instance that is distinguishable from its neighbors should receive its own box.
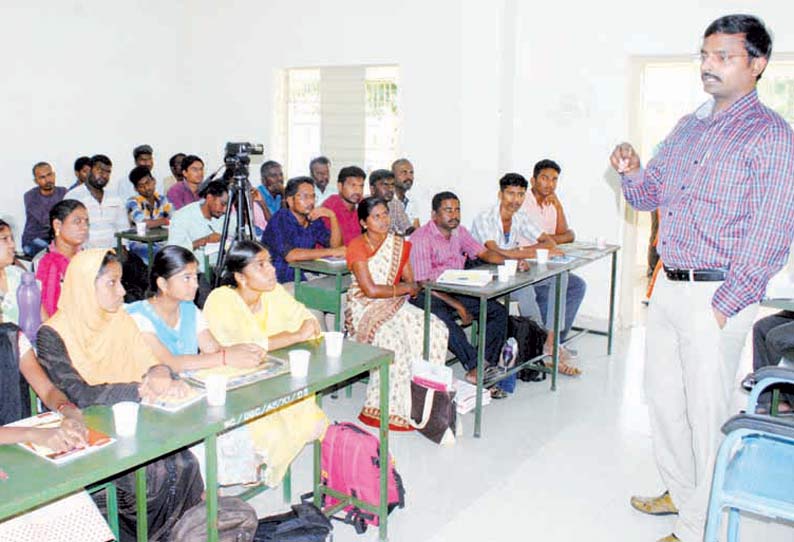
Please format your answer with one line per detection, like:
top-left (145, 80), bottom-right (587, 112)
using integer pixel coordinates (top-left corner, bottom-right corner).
top-left (17, 272), bottom-right (42, 343)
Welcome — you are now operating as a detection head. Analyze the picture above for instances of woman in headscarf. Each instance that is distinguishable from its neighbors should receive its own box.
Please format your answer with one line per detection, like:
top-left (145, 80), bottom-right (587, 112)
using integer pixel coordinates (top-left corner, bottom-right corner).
top-left (345, 197), bottom-right (448, 430)
top-left (36, 248), bottom-right (203, 542)
top-left (203, 240), bottom-right (328, 486)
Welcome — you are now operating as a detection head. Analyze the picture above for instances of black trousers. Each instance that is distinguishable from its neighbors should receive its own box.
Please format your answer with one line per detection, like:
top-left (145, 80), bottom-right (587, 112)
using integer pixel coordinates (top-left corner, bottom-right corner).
top-left (752, 310), bottom-right (794, 404)
top-left (410, 291), bottom-right (507, 371)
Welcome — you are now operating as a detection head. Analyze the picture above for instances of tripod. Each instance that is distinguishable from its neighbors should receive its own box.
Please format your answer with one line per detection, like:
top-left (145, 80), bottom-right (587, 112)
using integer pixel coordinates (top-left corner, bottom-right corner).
top-left (213, 167), bottom-right (257, 287)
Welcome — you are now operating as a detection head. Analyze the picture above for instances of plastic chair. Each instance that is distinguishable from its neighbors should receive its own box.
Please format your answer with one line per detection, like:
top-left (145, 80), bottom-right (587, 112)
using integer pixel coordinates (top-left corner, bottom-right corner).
top-left (704, 366), bottom-right (794, 541)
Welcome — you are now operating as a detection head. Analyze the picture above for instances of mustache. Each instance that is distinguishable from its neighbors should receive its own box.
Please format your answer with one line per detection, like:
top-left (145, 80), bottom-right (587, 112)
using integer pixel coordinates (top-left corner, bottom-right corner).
top-left (701, 71), bottom-right (722, 82)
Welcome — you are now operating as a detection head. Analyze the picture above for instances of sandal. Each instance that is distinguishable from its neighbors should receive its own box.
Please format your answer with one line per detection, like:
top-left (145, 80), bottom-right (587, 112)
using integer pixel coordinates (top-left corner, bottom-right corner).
top-left (490, 387), bottom-right (509, 399)
top-left (544, 359), bottom-right (582, 377)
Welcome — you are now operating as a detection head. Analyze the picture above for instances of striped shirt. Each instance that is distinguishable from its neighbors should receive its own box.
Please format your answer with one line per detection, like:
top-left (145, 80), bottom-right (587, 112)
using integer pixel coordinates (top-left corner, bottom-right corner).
top-left (470, 204), bottom-right (543, 249)
top-left (410, 221), bottom-right (485, 282)
top-left (66, 184), bottom-right (129, 249)
top-left (622, 90), bottom-right (794, 316)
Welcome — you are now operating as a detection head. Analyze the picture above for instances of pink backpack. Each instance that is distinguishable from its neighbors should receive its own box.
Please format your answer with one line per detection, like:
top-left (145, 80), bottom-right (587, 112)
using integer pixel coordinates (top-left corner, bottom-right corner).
top-left (321, 422), bottom-right (405, 533)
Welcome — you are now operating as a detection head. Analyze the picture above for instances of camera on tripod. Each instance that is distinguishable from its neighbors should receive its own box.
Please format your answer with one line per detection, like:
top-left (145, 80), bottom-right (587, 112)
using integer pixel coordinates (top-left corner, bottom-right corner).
top-left (224, 141), bottom-right (264, 173)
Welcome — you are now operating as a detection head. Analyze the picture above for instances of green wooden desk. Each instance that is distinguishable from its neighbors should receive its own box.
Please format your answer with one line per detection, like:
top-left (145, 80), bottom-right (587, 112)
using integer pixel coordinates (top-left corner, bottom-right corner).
top-left (0, 339), bottom-right (393, 542)
top-left (421, 243), bottom-right (620, 438)
top-left (290, 259), bottom-right (352, 332)
top-left (761, 298), bottom-right (794, 312)
top-left (115, 226), bottom-right (169, 272)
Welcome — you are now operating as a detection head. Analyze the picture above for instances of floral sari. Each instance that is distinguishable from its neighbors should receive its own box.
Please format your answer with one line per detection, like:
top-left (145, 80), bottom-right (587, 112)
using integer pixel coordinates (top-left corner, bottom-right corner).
top-left (345, 233), bottom-right (448, 430)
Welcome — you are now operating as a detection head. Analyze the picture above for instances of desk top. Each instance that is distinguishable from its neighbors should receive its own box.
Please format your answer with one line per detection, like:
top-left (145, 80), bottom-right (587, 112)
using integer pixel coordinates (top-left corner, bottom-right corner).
top-left (115, 227), bottom-right (169, 243)
top-left (0, 339), bottom-right (391, 520)
top-left (424, 243), bottom-right (619, 298)
top-left (290, 258), bottom-right (351, 276)
top-left (761, 298), bottom-right (794, 312)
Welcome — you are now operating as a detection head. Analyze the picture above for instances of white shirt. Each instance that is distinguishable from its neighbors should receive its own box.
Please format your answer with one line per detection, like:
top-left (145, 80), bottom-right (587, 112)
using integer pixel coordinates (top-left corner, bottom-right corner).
top-left (66, 184), bottom-right (129, 249)
top-left (470, 204), bottom-right (543, 249)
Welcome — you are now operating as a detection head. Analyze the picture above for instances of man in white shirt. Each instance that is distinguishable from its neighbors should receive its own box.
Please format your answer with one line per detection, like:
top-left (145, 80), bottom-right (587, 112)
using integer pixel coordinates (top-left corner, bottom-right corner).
top-left (391, 158), bottom-right (425, 228)
top-left (310, 156), bottom-right (337, 205)
top-left (67, 154), bottom-right (148, 300)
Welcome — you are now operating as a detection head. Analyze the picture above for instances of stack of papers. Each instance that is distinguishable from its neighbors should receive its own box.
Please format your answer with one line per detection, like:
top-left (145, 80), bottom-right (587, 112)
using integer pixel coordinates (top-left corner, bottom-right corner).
top-left (436, 269), bottom-right (493, 287)
top-left (453, 379), bottom-right (491, 414)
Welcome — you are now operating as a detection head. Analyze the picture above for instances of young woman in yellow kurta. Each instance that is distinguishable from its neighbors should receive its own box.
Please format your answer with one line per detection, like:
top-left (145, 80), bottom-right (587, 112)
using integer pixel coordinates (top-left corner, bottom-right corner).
top-left (203, 240), bottom-right (328, 486)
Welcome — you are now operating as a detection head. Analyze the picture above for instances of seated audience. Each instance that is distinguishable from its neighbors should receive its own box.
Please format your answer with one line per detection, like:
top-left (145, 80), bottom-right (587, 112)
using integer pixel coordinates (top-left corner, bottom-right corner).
top-left (203, 240), bottom-right (329, 485)
top-left (69, 155), bottom-right (91, 191)
top-left (36, 200), bottom-right (89, 318)
top-left (0, 322), bottom-right (113, 542)
top-left (310, 155), bottom-right (336, 205)
top-left (521, 159), bottom-right (586, 349)
top-left (408, 191), bottom-right (507, 385)
top-left (36, 249), bottom-right (203, 542)
top-left (257, 160), bottom-right (285, 221)
top-left (162, 152), bottom-right (186, 194)
top-left (67, 154), bottom-right (148, 300)
top-left (118, 144), bottom-right (156, 203)
top-left (0, 220), bottom-right (25, 323)
top-left (392, 158), bottom-right (423, 228)
top-left (168, 179), bottom-right (234, 280)
top-left (749, 311), bottom-right (794, 412)
top-left (346, 197), bottom-right (448, 430)
top-left (369, 169), bottom-right (414, 236)
top-left (322, 165), bottom-right (366, 245)
top-left (125, 165), bottom-right (172, 263)
top-left (261, 176), bottom-right (344, 285)
top-left (471, 172), bottom-right (580, 375)
top-left (166, 154), bottom-right (204, 210)
top-left (22, 161), bottom-right (67, 257)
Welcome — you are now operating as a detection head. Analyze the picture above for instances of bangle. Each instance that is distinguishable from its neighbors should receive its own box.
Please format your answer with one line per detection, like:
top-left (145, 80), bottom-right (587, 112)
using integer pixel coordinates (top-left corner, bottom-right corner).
top-left (57, 401), bottom-right (76, 413)
top-left (392, 285), bottom-right (396, 298)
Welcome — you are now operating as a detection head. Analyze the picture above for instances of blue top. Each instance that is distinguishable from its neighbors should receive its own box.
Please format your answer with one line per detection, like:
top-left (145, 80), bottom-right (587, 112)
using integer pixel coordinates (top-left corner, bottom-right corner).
top-left (261, 208), bottom-right (331, 283)
top-left (126, 300), bottom-right (198, 355)
top-left (257, 185), bottom-right (282, 215)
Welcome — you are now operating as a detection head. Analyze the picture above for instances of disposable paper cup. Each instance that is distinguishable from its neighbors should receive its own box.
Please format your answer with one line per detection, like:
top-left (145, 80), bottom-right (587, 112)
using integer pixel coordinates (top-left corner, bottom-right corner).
top-left (497, 265), bottom-right (510, 282)
top-left (536, 248), bottom-right (549, 264)
top-left (504, 259), bottom-right (518, 276)
top-left (289, 349), bottom-right (311, 378)
top-left (205, 374), bottom-right (228, 406)
top-left (596, 237), bottom-right (607, 249)
top-left (135, 222), bottom-right (147, 236)
top-left (112, 401), bottom-right (139, 437)
top-left (324, 332), bottom-right (344, 358)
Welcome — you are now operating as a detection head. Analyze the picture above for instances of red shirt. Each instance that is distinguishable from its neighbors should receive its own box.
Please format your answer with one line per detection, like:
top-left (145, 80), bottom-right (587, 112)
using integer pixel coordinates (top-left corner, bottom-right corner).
top-left (322, 194), bottom-right (361, 246)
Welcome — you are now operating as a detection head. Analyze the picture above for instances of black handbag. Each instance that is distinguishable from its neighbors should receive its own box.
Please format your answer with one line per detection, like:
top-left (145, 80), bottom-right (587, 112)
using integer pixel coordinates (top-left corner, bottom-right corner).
top-left (508, 316), bottom-right (548, 382)
top-left (254, 502), bottom-right (332, 542)
top-left (410, 380), bottom-right (459, 445)
top-left (171, 496), bottom-right (258, 542)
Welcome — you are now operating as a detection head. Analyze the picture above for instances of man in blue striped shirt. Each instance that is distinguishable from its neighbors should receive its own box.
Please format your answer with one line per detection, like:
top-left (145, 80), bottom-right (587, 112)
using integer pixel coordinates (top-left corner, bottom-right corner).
top-left (611, 14), bottom-right (794, 542)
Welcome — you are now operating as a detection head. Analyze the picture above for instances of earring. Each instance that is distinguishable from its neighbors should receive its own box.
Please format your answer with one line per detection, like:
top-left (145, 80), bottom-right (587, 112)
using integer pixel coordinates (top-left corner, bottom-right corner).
top-left (55, 229), bottom-right (60, 237)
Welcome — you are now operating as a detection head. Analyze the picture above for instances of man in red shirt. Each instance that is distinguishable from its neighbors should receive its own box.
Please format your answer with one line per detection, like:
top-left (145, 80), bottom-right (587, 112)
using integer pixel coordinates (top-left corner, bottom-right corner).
top-left (321, 166), bottom-right (365, 245)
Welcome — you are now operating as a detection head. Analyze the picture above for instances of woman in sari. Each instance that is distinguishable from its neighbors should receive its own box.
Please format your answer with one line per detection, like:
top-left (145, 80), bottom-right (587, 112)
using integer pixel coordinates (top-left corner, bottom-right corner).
top-left (345, 197), bottom-right (449, 430)
top-left (0, 219), bottom-right (24, 324)
top-left (36, 248), bottom-right (203, 542)
top-left (36, 199), bottom-right (89, 318)
top-left (0, 322), bottom-right (114, 542)
top-left (203, 240), bottom-right (328, 487)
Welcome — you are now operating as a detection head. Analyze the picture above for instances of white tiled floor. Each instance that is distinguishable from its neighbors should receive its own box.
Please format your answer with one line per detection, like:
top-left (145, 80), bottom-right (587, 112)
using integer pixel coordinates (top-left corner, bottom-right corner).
top-left (250, 326), bottom-right (794, 542)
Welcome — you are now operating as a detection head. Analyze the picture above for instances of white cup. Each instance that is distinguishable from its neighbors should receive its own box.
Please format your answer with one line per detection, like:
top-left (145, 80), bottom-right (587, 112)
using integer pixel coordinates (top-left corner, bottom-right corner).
top-left (504, 259), bottom-right (518, 276)
top-left (536, 248), bottom-right (549, 264)
top-left (497, 265), bottom-right (510, 282)
top-left (596, 236), bottom-right (607, 249)
top-left (324, 332), bottom-right (344, 358)
top-left (112, 401), bottom-right (140, 437)
top-left (135, 222), bottom-right (147, 236)
top-left (289, 349), bottom-right (311, 378)
top-left (205, 374), bottom-right (228, 406)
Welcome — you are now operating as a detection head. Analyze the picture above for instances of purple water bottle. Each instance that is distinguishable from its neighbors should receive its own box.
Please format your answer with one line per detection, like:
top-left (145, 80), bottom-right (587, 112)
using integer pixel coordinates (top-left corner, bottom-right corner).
top-left (17, 272), bottom-right (42, 343)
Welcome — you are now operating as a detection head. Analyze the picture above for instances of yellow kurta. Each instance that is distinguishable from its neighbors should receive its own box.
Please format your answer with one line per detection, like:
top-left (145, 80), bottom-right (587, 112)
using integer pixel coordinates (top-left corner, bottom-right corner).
top-left (203, 285), bottom-right (328, 486)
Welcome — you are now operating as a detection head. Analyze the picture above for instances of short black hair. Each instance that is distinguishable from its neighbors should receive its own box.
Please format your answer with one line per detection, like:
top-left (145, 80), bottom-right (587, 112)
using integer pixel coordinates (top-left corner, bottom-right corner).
top-left (357, 196), bottom-right (388, 225)
top-left (149, 245), bottom-right (198, 294)
top-left (32, 161), bottom-right (50, 177)
top-left (199, 180), bottom-right (228, 199)
top-left (181, 155), bottom-right (203, 173)
top-left (90, 154), bottom-right (112, 168)
top-left (499, 173), bottom-right (528, 191)
top-left (432, 191), bottom-right (459, 212)
top-left (284, 176), bottom-right (315, 198)
top-left (533, 159), bottom-right (561, 179)
top-left (338, 165), bottom-right (366, 184)
top-left (309, 156), bottom-right (330, 173)
top-left (260, 160), bottom-right (281, 178)
top-left (74, 156), bottom-right (91, 172)
top-left (128, 165), bottom-right (153, 187)
top-left (368, 169), bottom-right (394, 187)
top-left (168, 153), bottom-right (186, 168)
top-left (704, 14), bottom-right (773, 81)
top-left (133, 144), bottom-right (153, 160)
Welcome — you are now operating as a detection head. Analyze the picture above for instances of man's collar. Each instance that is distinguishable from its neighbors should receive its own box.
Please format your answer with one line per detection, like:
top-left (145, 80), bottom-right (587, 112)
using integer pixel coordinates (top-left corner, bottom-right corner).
top-left (696, 89), bottom-right (759, 121)
top-left (429, 220), bottom-right (454, 239)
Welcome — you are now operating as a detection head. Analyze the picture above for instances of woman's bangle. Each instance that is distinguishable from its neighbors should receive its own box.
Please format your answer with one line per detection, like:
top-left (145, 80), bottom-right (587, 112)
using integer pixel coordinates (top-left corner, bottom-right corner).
top-left (57, 401), bottom-right (77, 414)
top-left (392, 285), bottom-right (396, 298)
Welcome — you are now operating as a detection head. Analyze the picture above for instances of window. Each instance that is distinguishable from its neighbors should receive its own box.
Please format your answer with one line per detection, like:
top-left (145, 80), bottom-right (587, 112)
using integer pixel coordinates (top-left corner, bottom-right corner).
top-left (275, 65), bottom-right (401, 179)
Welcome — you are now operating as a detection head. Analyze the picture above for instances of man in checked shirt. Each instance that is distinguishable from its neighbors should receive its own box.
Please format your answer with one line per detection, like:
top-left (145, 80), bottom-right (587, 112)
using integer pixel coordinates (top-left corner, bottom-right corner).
top-left (610, 14), bottom-right (794, 542)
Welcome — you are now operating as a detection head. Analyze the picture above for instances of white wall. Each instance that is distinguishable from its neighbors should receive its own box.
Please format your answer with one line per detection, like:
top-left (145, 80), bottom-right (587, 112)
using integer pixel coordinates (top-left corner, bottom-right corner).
top-left (2, 0), bottom-right (793, 323)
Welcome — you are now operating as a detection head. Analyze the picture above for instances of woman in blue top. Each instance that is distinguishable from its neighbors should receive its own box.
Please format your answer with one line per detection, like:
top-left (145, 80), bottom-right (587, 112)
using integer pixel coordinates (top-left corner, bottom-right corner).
top-left (126, 245), bottom-right (264, 369)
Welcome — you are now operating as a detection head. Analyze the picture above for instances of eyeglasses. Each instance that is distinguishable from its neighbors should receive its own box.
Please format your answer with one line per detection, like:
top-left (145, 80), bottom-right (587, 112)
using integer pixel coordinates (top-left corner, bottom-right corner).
top-left (695, 51), bottom-right (750, 65)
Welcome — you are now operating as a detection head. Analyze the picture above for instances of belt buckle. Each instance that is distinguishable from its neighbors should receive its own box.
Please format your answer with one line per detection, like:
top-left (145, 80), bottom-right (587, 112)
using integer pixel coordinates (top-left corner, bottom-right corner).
top-left (687, 269), bottom-right (694, 281)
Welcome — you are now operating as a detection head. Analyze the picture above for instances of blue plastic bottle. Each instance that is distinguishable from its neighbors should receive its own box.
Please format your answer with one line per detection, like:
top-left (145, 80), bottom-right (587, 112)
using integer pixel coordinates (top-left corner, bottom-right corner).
top-left (17, 272), bottom-right (42, 343)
